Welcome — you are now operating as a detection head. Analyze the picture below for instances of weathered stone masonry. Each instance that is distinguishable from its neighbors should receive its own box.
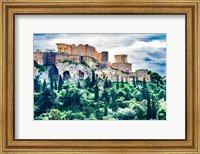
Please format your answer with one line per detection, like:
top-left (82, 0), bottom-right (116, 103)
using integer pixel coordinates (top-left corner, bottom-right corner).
top-left (34, 43), bottom-right (151, 82)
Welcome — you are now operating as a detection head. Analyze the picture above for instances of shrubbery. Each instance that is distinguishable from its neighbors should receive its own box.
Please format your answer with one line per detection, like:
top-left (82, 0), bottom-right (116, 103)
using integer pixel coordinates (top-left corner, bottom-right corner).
top-left (34, 69), bottom-right (166, 120)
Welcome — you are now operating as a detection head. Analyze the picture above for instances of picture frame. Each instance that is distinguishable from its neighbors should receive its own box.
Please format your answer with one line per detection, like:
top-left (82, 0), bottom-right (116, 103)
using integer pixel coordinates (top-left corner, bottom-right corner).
top-left (0, 0), bottom-right (199, 153)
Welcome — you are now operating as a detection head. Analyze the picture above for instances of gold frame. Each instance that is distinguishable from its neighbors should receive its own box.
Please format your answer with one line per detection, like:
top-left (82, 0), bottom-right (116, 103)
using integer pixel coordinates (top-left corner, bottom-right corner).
top-left (0, 0), bottom-right (199, 153)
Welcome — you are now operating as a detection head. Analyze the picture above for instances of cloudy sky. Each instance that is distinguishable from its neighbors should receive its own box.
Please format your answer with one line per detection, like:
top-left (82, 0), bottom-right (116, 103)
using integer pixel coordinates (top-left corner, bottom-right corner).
top-left (34, 33), bottom-right (166, 76)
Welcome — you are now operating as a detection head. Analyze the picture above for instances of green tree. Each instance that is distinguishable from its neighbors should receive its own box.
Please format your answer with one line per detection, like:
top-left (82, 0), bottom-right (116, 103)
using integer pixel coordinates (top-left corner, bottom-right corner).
top-left (118, 90), bottom-right (125, 98)
top-left (94, 82), bottom-right (99, 101)
top-left (132, 76), bottom-right (136, 88)
top-left (42, 79), bottom-right (46, 91)
top-left (95, 108), bottom-right (105, 120)
top-left (48, 109), bottom-right (64, 120)
top-left (77, 81), bottom-right (81, 89)
top-left (104, 77), bottom-right (109, 89)
top-left (101, 88), bottom-right (110, 104)
top-left (116, 74), bottom-right (119, 89)
top-left (90, 70), bottom-right (95, 87)
top-left (62, 89), bottom-right (72, 109)
top-left (104, 104), bottom-right (108, 116)
top-left (157, 107), bottom-right (166, 120)
top-left (150, 72), bottom-right (162, 86)
top-left (134, 90), bottom-right (142, 101)
top-left (158, 89), bottom-right (166, 101)
top-left (35, 88), bottom-right (56, 117)
top-left (151, 94), bottom-right (157, 119)
top-left (85, 77), bottom-right (91, 88)
top-left (147, 96), bottom-right (151, 120)
top-left (102, 88), bottom-right (110, 116)
top-left (121, 76), bottom-right (124, 88)
top-left (58, 75), bottom-right (63, 92)
top-left (34, 76), bottom-right (41, 93)
top-left (114, 108), bottom-right (136, 120)
top-left (72, 89), bottom-right (81, 108)
top-left (109, 87), bottom-right (118, 103)
top-left (136, 76), bottom-right (139, 84)
top-left (142, 78), bottom-right (151, 119)
top-left (54, 81), bottom-right (57, 90)
top-left (142, 78), bottom-right (149, 99)
top-left (62, 88), bottom-right (81, 110)
top-left (132, 104), bottom-right (145, 120)
top-left (124, 86), bottom-right (132, 101)
top-left (50, 77), bottom-right (54, 91)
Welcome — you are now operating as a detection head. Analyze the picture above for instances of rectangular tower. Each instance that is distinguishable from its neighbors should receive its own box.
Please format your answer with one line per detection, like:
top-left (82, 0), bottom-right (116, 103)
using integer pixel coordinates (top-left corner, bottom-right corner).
top-left (114, 54), bottom-right (128, 63)
top-left (112, 54), bottom-right (132, 72)
top-left (101, 51), bottom-right (109, 62)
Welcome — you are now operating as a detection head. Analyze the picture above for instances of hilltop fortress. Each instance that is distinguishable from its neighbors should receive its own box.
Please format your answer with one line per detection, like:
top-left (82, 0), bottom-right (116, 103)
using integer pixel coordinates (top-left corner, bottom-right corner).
top-left (56, 43), bottom-right (132, 72)
top-left (34, 43), bottom-right (150, 82)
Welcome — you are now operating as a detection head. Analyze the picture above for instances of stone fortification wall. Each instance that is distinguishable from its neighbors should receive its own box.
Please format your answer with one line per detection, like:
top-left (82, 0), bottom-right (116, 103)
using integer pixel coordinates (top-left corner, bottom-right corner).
top-left (55, 53), bottom-right (81, 64)
top-left (111, 62), bottom-right (132, 72)
top-left (55, 54), bottom-right (97, 67)
top-left (33, 52), bottom-right (151, 83)
top-left (95, 68), bottom-right (132, 83)
top-left (56, 43), bottom-right (98, 60)
top-left (136, 69), bottom-right (151, 82)
top-left (33, 51), bottom-right (98, 67)
top-left (97, 52), bottom-right (102, 63)
top-left (82, 56), bottom-right (97, 67)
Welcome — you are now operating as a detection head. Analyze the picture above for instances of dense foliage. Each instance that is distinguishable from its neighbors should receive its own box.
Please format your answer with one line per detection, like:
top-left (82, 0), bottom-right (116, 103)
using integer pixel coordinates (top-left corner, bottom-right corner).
top-left (34, 68), bottom-right (166, 120)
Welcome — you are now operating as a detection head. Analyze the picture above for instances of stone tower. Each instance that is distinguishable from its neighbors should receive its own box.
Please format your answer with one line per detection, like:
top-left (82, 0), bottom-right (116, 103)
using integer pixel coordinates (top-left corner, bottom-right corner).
top-left (111, 54), bottom-right (132, 72)
top-left (114, 54), bottom-right (128, 63)
top-left (101, 51), bottom-right (109, 62)
top-left (97, 52), bottom-right (102, 63)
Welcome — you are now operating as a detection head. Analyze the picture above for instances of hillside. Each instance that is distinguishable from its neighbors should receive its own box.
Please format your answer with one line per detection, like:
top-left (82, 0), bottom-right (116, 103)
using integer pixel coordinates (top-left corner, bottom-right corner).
top-left (34, 60), bottom-right (166, 120)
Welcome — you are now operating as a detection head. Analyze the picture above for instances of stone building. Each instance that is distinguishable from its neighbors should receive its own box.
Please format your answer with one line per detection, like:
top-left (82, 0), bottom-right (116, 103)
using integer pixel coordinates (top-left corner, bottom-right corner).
top-left (56, 43), bottom-right (98, 60)
top-left (97, 51), bottom-right (109, 63)
top-left (97, 51), bottom-right (110, 68)
top-left (114, 54), bottom-right (128, 63)
top-left (34, 51), bottom-right (97, 67)
top-left (101, 51), bottom-right (109, 62)
top-left (136, 69), bottom-right (151, 82)
top-left (55, 53), bottom-right (81, 63)
top-left (111, 54), bottom-right (132, 72)
top-left (97, 52), bottom-right (102, 63)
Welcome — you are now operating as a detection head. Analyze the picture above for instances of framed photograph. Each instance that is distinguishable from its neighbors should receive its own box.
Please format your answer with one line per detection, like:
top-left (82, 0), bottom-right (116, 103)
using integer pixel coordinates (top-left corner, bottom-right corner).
top-left (0, 0), bottom-right (199, 153)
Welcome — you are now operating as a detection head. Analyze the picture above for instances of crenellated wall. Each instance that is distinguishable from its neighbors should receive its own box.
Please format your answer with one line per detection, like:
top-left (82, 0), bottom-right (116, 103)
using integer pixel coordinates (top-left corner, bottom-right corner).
top-left (34, 52), bottom-right (98, 68)
top-left (56, 43), bottom-right (98, 60)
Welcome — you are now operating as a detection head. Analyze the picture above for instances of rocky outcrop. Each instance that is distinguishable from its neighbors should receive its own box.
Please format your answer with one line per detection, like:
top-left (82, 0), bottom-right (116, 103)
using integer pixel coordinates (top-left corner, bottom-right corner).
top-left (56, 62), bottom-right (92, 81)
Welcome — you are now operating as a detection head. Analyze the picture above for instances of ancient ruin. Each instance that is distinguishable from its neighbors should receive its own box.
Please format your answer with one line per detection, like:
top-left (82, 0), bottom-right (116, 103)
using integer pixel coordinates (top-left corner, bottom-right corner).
top-left (34, 43), bottom-right (151, 83)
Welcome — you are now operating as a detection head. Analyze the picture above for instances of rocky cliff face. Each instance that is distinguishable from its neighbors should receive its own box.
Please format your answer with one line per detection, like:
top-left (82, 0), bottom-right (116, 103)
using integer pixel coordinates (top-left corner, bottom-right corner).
top-left (34, 66), bottom-right (49, 83)
top-left (34, 59), bottom-right (133, 86)
top-left (56, 61), bottom-right (92, 82)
